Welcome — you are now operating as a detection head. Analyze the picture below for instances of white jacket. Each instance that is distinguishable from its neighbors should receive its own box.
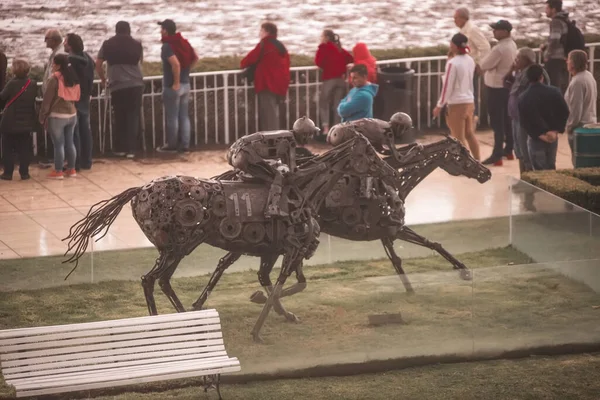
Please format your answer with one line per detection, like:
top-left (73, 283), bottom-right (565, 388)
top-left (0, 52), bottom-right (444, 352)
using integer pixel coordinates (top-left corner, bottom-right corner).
top-left (459, 20), bottom-right (491, 64)
top-left (480, 37), bottom-right (517, 88)
top-left (437, 55), bottom-right (475, 107)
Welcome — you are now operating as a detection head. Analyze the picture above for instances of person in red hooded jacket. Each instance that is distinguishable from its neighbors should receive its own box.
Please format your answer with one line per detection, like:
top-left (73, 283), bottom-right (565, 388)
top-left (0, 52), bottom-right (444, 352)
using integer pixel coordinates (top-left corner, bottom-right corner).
top-left (349, 43), bottom-right (378, 86)
top-left (315, 29), bottom-right (353, 139)
top-left (241, 22), bottom-right (290, 131)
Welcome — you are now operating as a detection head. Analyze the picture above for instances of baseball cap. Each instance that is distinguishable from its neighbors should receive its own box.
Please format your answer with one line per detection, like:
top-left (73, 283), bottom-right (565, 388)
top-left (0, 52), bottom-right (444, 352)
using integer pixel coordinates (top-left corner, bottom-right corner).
top-left (157, 19), bottom-right (176, 34)
top-left (489, 20), bottom-right (513, 32)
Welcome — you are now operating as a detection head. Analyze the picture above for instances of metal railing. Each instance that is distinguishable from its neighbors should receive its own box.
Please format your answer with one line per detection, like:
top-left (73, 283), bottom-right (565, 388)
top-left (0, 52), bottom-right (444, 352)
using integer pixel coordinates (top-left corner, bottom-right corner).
top-left (35, 42), bottom-right (600, 155)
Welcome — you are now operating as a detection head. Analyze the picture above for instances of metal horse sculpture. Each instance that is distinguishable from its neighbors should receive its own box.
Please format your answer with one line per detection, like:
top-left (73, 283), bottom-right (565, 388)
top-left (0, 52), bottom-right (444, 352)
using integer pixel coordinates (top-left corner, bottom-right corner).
top-left (63, 134), bottom-right (401, 341)
top-left (195, 135), bottom-right (491, 310)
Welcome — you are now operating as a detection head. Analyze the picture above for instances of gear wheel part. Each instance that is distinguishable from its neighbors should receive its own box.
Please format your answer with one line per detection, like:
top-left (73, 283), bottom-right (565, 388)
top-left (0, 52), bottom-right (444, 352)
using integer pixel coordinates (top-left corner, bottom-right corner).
top-left (174, 199), bottom-right (206, 227)
top-left (219, 218), bottom-right (242, 240)
top-left (210, 194), bottom-right (227, 217)
top-left (242, 222), bottom-right (266, 244)
top-left (351, 155), bottom-right (371, 174)
top-left (342, 206), bottom-right (362, 226)
top-left (189, 185), bottom-right (207, 201)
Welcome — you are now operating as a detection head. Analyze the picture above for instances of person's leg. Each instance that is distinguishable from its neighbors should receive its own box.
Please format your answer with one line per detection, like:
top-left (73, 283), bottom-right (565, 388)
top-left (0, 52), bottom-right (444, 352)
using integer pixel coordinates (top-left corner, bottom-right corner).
top-left (548, 139), bottom-right (558, 170)
top-left (332, 78), bottom-right (347, 125)
top-left (545, 59), bottom-right (569, 95)
top-left (512, 120), bottom-right (522, 160)
top-left (77, 102), bottom-right (92, 168)
top-left (17, 134), bottom-right (33, 178)
top-left (528, 136), bottom-right (551, 171)
top-left (473, 74), bottom-right (480, 119)
top-left (319, 79), bottom-right (334, 130)
top-left (162, 86), bottom-right (180, 149)
top-left (463, 103), bottom-right (480, 161)
top-left (1, 134), bottom-right (15, 177)
top-left (177, 83), bottom-right (191, 150)
top-left (47, 118), bottom-right (66, 172)
top-left (484, 86), bottom-right (504, 162)
top-left (125, 86), bottom-right (143, 154)
top-left (64, 116), bottom-right (77, 170)
top-left (73, 114), bottom-right (82, 170)
top-left (446, 104), bottom-right (467, 145)
top-left (111, 89), bottom-right (128, 154)
top-left (515, 119), bottom-right (533, 172)
top-left (258, 91), bottom-right (279, 131)
top-left (500, 88), bottom-right (513, 155)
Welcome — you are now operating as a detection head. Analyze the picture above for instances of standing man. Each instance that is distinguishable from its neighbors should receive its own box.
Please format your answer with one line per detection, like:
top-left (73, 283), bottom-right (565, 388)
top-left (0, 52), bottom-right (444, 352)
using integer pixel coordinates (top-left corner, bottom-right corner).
top-left (541, 0), bottom-right (570, 94)
top-left (96, 21), bottom-right (145, 159)
top-left (0, 49), bottom-right (7, 91)
top-left (156, 19), bottom-right (198, 153)
top-left (479, 20), bottom-right (517, 166)
top-left (41, 29), bottom-right (63, 166)
top-left (337, 64), bottom-right (379, 122)
top-left (454, 7), bottom-right (491, 126)
top-left (564, 50), bottom-right (598, 160)
top-left (64, 33), bottom-right (95, 170)
top-left (518, 64), bottom-right (569, 171)
top-left (505, 48), bottom-right (550, 175)
top-left (241, 22), bottom-right (290, 131)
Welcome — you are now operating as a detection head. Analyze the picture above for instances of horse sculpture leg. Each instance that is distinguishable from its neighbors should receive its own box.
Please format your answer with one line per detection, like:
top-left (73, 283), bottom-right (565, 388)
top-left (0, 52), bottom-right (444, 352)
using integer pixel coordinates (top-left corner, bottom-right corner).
top-left (158, 253), bottom-right (186, 312)
top-left (141, 252), bottom-right (172, 315)
top-left (251, 254), bottom-right (299, 320)
top-left (251, 251), bottom-right (301, 342)
top-left (192, 251), bottom-right (242, 310)
top-left (381, 238), bottom-right (415, 294)
top-left (396, 226), bottom-right (472, 280)
top-left (251, 261), bottom-right (307, 304)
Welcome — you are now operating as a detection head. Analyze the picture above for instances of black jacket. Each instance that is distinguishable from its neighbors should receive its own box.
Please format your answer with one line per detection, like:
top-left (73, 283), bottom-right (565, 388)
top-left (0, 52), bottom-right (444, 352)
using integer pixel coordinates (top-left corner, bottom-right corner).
top-left (518, 82), bottom-right (570, 138)
top-left (69, 52), bottom-right (95, 106)
top-left (0, 77), bottom-right (38, 135)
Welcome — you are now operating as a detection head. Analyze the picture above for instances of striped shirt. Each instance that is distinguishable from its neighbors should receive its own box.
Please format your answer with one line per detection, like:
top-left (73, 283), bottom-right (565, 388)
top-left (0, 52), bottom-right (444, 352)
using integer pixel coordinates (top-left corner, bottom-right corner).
top-left (437, 55), bottom-right (475, 108)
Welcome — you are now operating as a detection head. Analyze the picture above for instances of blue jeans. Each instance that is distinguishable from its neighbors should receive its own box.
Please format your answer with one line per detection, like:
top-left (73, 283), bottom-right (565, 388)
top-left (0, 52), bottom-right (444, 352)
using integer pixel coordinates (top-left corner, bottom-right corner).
top-left (74, 101), bottom-right (92, 169)
top-left (48, 116), bottom-right (77, 171)
top-left (163, 83), bottom-right (191, 150)
top-left (473, 75), bottom-right (480, 117)
top-left (512, 119), bottom-right (532, 171)
top-left (487, 86), bottom-right (513, 158)
top-left (527, 136), bottom-right (558, 171)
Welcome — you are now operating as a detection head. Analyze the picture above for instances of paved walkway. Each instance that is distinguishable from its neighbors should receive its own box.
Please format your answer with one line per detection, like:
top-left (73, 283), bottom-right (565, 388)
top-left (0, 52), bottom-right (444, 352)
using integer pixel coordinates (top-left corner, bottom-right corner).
top-left (0, 130), bottom-right (574, 259)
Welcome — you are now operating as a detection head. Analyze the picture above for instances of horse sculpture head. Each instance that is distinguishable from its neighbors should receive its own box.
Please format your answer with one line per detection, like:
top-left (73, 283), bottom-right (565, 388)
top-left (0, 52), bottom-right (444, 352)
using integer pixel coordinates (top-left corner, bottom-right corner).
top-left (438, 135), bottom-right (491, 183)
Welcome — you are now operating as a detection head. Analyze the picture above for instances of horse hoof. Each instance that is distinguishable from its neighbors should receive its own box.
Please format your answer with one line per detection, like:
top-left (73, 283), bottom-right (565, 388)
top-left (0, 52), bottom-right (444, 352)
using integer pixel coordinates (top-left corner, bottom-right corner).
top-left (285, 312), bottom-right (299, 323)
top-left (252, 333), bottom-right (264, 344)
top-left (460, 269), bottom-right (472, 281)
top-left (250, 291), bottom-right (268, 304)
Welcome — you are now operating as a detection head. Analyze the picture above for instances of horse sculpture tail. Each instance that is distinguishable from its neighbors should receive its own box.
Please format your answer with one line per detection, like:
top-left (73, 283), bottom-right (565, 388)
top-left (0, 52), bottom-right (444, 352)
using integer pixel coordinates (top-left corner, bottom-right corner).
top-left (62, 187), bottom-right (143, 280)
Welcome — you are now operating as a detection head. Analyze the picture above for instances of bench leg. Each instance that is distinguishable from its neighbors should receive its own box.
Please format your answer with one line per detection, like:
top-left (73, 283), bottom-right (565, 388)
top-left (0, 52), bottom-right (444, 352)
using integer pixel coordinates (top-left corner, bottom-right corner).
top-left (203, 374), bottom-right (222, 400)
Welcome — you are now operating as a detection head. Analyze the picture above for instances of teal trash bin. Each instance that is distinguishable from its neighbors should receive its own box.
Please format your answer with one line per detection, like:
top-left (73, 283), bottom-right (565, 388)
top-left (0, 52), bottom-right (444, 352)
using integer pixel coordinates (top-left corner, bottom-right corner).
top-left (573, 125), bottom-right (600, 168)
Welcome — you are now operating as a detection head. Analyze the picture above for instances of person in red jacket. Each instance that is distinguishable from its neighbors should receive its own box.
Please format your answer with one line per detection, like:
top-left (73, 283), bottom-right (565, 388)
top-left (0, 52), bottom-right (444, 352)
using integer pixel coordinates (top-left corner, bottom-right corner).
top-left (349, 43), bottom-right (378, 86)
top-left (241, 22), bottom-right (290, 131)
top-left (315, 29), bottom-right (353, 139)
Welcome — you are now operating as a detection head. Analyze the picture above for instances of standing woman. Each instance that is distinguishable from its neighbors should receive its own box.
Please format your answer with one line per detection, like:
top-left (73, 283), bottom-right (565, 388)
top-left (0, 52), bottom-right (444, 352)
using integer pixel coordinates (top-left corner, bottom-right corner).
top-left (39, 54), bottom-right (80, 179)
top-left (315, 29), bottom-right (353, 139)
top-left (433, 33), bottom-right (480, 160)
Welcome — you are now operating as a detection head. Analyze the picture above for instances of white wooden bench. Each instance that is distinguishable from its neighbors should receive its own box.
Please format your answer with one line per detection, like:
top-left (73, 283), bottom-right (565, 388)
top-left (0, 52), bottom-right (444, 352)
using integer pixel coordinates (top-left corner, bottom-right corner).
top-left (0, 309), bottom-right (240, 399)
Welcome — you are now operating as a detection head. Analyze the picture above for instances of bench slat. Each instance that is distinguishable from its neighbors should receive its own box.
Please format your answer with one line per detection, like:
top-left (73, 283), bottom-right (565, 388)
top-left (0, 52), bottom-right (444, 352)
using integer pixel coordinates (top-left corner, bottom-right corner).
top-left (0, 317), bottom-right (222, 347)
top-left (10, 356), bottom-right (237, 387)
top-left (1, 331), bottom-right (223, 362)
top-left (15, 364), bottom-right (241, 398)
top-left (1, 324), bottom-right (222, 353)
top-left (1, 338), bottom-right (224, 368)
top-left (5, 351), bottom-right (230, 380)
top-left (0, 310), bottom-right (219, 339)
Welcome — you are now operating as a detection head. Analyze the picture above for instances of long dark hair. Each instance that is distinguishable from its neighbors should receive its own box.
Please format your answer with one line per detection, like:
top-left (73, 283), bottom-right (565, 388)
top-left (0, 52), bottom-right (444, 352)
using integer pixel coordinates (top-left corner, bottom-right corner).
top-left (52, 54), bottom-right (78, 87)
top-left (323, 29), bottom-right (342, 49)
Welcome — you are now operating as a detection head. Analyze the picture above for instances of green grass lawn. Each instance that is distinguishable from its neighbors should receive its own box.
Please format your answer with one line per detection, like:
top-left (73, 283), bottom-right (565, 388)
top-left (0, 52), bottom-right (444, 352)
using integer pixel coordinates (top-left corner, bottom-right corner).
top-left (1, 246), bottom-right (600, 399)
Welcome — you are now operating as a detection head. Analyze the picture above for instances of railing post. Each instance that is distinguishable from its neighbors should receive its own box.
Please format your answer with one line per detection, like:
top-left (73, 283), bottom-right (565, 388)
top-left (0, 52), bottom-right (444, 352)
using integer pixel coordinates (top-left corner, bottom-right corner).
top-left (223, 73), bottom-right (230, 145)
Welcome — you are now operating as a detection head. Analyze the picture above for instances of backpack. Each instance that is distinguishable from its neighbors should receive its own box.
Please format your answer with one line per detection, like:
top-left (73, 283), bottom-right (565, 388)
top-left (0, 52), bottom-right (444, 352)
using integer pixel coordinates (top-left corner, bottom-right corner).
top-left (560, 17), bottom-right (586, 54)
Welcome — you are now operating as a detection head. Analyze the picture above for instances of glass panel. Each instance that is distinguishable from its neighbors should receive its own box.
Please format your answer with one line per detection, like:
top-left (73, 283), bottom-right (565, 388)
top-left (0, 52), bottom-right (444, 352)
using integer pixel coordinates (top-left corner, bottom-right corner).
top-left (509, 176), bottom-right (600, 262)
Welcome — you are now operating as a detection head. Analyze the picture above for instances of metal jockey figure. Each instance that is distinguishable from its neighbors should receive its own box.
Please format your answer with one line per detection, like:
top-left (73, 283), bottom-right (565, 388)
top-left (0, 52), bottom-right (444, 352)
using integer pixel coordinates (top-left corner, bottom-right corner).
top-left (326, 112), bottom-right (422, 224)
top-left (227, 116), bottom-right (319, 218)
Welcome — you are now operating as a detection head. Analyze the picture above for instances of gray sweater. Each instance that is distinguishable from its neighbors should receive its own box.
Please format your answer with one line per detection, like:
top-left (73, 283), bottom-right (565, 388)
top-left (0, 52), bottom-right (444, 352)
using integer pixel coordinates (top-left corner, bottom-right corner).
top-left (564, 70), bottom-right (598, 135)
